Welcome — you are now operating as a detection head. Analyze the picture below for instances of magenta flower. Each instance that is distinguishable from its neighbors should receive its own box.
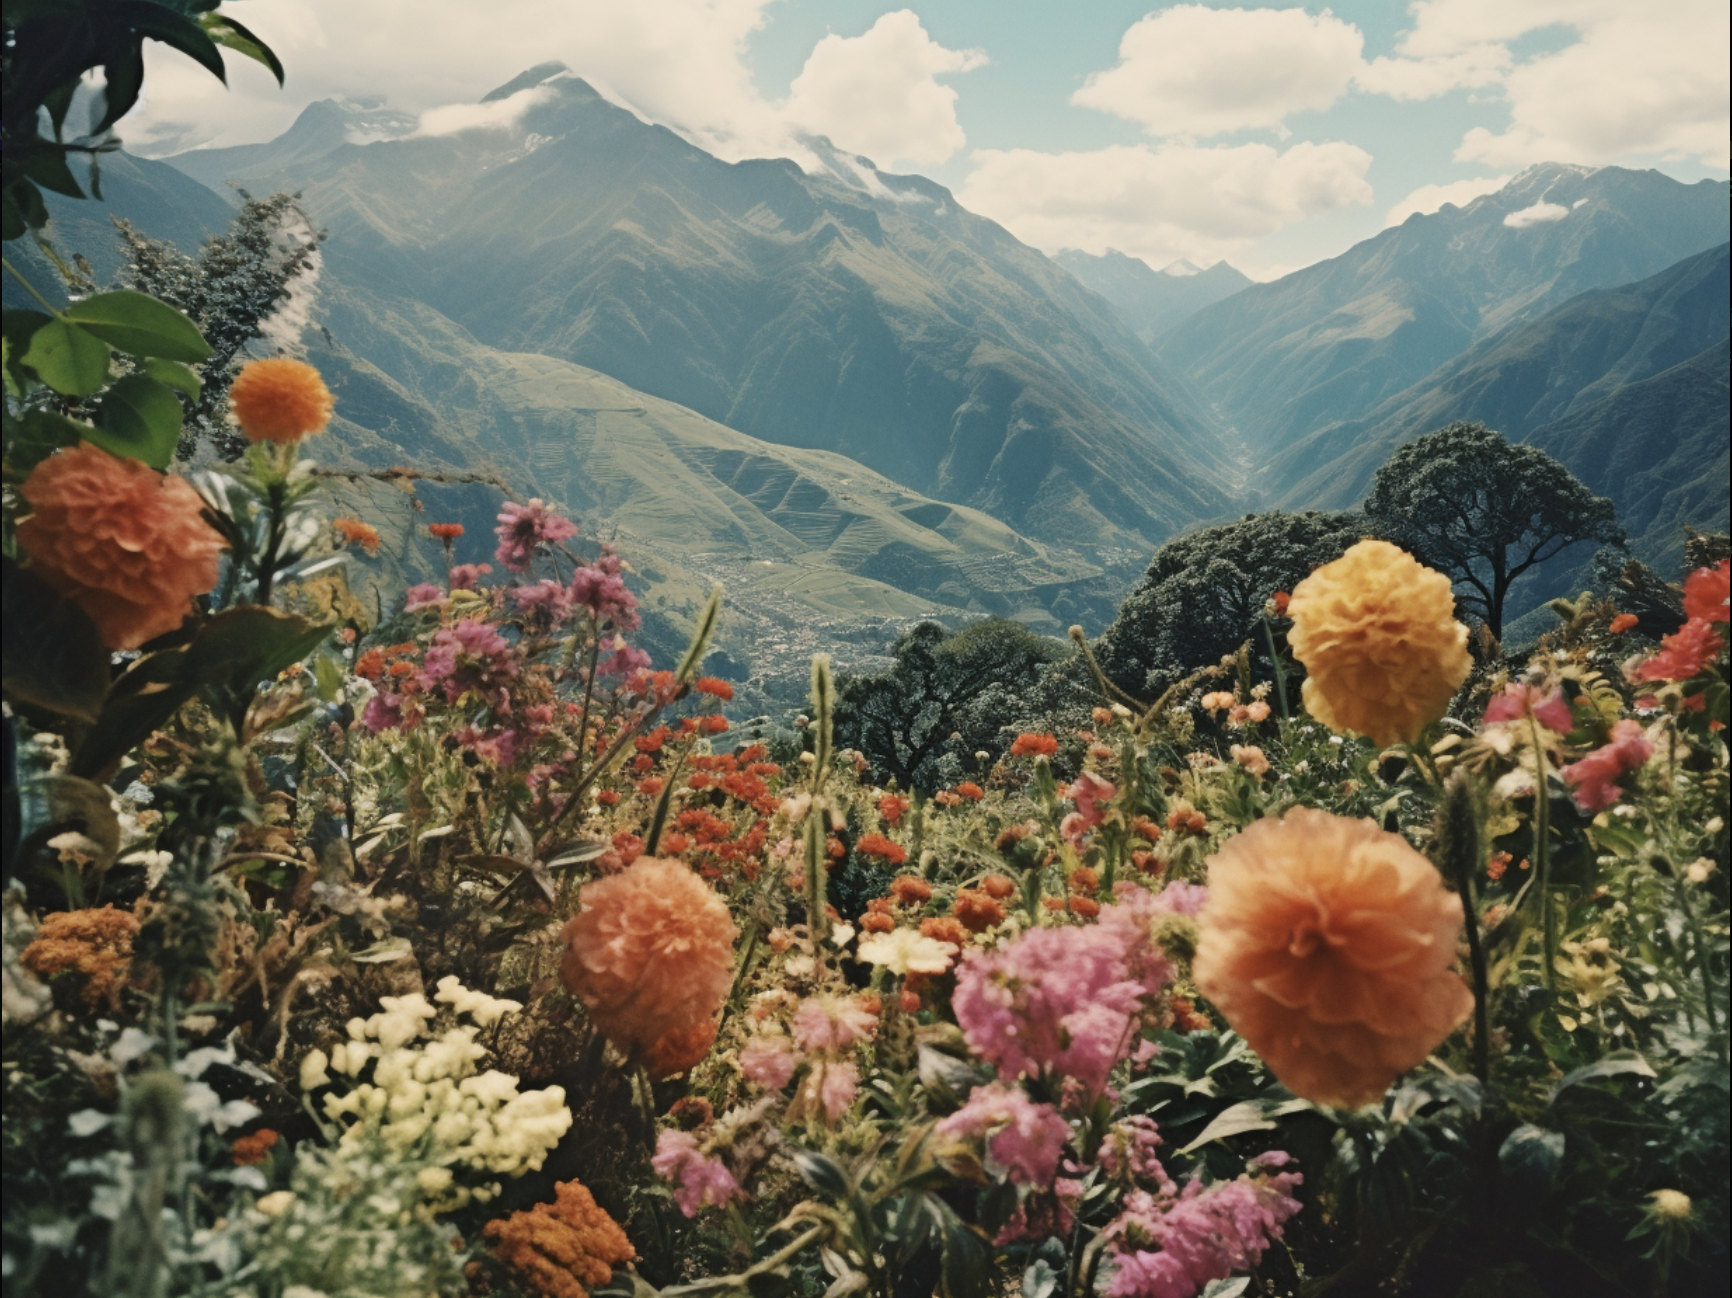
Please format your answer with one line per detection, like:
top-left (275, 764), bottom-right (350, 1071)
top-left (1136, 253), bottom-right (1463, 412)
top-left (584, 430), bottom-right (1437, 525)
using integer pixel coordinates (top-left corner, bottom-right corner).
top-left (571, 556), bottom-right (640, 630)
top-left (361, 692), bottom-right (406, 734)
top-left (739, 1035), bottom-right (799, 1091)
top-left (1099, 1116), bottom-right (1174, 1192)
top-left (403, 583), bottom-right (446, 611)
top-left (494, 498), bottom-right (578, 571)
top-left (419, 617), bottom-right (519, 709)
top-left (1104, 1160), bottom-right (1303, 1298)
top-left (652, 1130), bottom-right (744, 1217)
top-left (510, 578), bottom-right (574, 623)
top-left (1560, 719), bottom-right (1654, 812)
top-left (1484, 683), bottom-right (1573, 733)
top-left (936, 1082), bottom-right (1071, 1186)
top-left (597, 636), bottom-right (651, 677)
top-left (450, 562), bottom-right (493, 591)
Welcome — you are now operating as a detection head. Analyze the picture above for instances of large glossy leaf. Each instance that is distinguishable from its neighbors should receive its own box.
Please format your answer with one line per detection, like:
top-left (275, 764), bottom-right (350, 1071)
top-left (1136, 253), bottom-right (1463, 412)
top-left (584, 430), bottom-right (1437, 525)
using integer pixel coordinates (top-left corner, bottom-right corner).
top-left (199, 12), bottom-right (285, 84)
top-left (91, 374), bottom-right (183, 468)
top-left (28, 774), bottom-right (122, 871)
top-left (5, 408), bottom-right (86, 473)
top-left (789, 1148), bottom-right (852, 1202)
top-left (21, 317), bottom-right (110, 396)
top-left (141, 356), bottom-right (202, 399)
top-left (1498, 1124), bottom-right (1564, 1195)
top-left (1549, 1051), bottom-right (1656, 1104)
top-left (0, 558), bottom-right (110, 723)
top-left (63, 290), bottom-right (212, 362)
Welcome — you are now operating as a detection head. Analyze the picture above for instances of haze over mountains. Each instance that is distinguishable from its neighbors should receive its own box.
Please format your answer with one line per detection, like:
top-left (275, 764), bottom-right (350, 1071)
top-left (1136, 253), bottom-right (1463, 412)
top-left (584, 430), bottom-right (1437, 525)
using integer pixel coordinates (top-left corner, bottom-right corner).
top-left (13, 64), bottom-right (1730, 688)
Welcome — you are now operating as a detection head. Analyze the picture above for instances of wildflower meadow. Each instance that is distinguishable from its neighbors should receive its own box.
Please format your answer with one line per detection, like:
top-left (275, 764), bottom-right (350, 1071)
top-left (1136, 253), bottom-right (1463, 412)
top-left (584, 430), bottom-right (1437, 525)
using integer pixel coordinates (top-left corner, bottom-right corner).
top-left (2, 8), bottom-right (1729, 1298)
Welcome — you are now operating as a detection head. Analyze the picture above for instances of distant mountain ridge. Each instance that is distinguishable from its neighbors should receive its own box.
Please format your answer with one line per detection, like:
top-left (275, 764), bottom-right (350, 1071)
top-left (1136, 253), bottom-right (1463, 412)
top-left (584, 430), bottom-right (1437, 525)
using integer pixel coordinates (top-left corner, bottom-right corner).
top-left (163, 69), bottom-right (1239, 555)
top-left (1052, 250), bottom-right (1251, 343)
top-left (1159, 163), bottom-right (1730, 468)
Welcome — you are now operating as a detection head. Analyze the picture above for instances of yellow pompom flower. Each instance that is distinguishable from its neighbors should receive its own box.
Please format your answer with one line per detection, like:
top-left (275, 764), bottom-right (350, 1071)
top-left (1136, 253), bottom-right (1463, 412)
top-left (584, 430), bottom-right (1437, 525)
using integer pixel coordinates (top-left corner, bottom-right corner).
top-left (227, 357), bottom-right (333, 443)
top-left (1287, 538), bottom-right (1470, 747)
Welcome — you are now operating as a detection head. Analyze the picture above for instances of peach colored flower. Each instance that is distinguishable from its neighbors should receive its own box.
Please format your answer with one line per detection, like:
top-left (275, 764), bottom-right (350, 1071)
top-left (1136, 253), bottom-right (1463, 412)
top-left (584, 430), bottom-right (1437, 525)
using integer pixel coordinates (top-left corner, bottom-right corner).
top-left (1287, 539), bottom-right (1471, 747)
top-left (644, 1018), bottom-right (718, 1079)
top-left (561, 857), bottom-right (737, 1062)
top-left (17, 443), bottom-right (225, 649)
top-left (227, 357), bottom-right (333, 443)
top-left (1231, 744), bottom-right (1270, 776)
top-left (1194, 807), bottom-right (1473, 1109)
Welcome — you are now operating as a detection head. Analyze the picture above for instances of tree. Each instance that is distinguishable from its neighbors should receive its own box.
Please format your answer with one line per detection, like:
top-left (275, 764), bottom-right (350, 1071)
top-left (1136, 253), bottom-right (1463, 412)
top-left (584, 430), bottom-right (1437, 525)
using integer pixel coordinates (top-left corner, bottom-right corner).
top-left (1365, 422), bottom-right (1624, 639)
top-left (112, 192), bottom-right (323, 458)
top-left (1094, 510), bottom-right (1366, 698)
top-left (834, 619), bottom-right (1064, 790)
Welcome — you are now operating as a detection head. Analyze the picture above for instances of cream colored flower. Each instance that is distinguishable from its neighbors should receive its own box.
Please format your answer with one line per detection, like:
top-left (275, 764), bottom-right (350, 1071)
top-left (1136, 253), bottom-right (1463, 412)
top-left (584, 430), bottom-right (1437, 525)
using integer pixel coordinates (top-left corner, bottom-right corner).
top-left (856, 928), bottom-right (958, 976)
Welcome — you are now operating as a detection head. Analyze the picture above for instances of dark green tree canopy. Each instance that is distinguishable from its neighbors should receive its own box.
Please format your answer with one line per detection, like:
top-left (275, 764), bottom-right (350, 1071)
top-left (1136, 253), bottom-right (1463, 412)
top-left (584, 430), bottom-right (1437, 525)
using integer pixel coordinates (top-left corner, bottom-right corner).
top-left (1365, 422), bottom-right (1625, 638)
top-left (1094, 509), bottom-right (1366, 698)
top-left (833, 618), bottom-right (1063, 791)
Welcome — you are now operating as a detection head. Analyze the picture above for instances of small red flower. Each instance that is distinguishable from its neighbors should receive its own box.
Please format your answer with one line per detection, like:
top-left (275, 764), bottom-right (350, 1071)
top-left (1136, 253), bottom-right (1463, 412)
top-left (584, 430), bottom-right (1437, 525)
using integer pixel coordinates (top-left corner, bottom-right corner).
top-left (1683, 559), bottom-right (1730, 624)
top-left (1009, 732), bottom-right (1059, 758)
top-left (1608, 612), bottom-right (1638, 634)
top-left (694, 676), bottom-right (734, 700)
top-left (428, 522), bottom-right (465, 541)
top-left (857, 833), bottom-right (908, 866)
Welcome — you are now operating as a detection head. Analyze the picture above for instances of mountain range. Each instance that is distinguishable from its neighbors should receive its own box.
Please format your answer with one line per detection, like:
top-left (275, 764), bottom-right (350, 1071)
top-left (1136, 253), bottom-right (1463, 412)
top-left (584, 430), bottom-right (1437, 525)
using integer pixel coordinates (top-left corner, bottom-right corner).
top-left (9, 65), bottom-right (1730, 690)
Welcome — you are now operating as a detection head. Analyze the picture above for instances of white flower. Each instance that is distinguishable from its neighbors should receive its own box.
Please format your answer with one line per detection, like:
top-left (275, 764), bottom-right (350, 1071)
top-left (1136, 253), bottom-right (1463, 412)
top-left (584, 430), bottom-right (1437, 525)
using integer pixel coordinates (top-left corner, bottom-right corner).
top-left (255, 1190), bottom-right (297, 1217)
top-left (433, 975), bottom-right (522, 1027)
top-left (299, 1048), bottom-right (331, 1092)
top-left (416, 1167), bottom-right (454, 1194)
top-left (856, 928), bottom-right (958, 976)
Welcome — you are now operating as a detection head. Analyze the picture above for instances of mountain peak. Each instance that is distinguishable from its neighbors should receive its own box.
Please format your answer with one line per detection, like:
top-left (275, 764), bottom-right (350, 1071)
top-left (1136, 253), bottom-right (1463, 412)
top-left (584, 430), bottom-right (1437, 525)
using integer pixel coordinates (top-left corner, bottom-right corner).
top-left (481, 62), bottom-right (571, 103)
top-left (1161, 258), bottom-right (1202, 277)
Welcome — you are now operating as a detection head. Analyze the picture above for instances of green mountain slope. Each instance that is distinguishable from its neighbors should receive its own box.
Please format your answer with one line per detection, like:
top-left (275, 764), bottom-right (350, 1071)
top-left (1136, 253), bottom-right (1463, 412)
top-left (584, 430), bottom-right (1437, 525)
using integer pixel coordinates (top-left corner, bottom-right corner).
top-left (1052, 251), bottom-right (1251, 344)
top-left (163, 70), bottom-right (1239, 553)
top-left (1159, 164), bottom-right (1730, 464)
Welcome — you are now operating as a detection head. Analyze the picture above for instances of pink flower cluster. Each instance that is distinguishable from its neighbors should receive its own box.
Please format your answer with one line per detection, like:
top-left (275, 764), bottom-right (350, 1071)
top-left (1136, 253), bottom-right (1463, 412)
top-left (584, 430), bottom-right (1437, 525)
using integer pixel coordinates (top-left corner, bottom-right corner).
top-left (511, 578), bottom-right (574, 624)
top-left (935, 1082), bottom-right (1071, 1186)
top-left (1061, 770), bottom-right (1117, 843)
top-left (738, 995), bottom-right (877, 1124)
top-left (494, 499), bottom-right (578, 571)
top-left (419, 617), bottom-right (519, 710)
top-left (952, 883), bottom-right (1190, 1098)
top-left (1105, 1154), bottom-right (1304, 1298)
top-left (1484, 683), bottom-right (1573, 732)
top-left (571, 548), bottom-right (640, 631)
top-left (1560, 719), bottom-right (1654, 813)
top-left (652, 1130), bottom-right (743, 1217)
top-left (1098, 1115), bottom-right (1174, 1192)
top-left (451, 562), bottom-right (492, 590)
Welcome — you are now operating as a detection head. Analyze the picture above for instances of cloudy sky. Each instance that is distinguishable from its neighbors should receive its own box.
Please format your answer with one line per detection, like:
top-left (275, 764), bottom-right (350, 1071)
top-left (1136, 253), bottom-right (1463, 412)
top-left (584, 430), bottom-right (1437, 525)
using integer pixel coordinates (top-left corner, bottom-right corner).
top-left (125, 0), bottom-right (1730, 279)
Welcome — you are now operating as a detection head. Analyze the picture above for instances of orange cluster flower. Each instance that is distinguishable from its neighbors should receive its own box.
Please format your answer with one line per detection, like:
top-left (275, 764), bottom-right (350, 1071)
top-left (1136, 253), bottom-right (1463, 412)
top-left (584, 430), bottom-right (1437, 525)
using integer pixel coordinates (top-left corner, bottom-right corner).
top-left (645, 1019), bottom-right (718, 1079)
top-left (17, 443), bottom-right (226, 649)
top-left (1070, 866), bottom-right (1100, 893)
top-left (332, 517), bottom-right (381, 553)
top-left (953, 889), bottom-right (1006, 933)
top-left (693, 676), bottom-right (735, 700)
top-left (979, 873), bottom-right (1017, 900)
top-left (856, 833), bottom-right (908, 866)
top-left (484, 1179), bottom-right (636, 1298)
top-left (1287, 539), bottom-right (1471, 747)
top-left (561, 857), bottom-right (736, 1062)
top-left (230, 1129), bottom-right (280, 1166)
top-left (860, 911), bottom-right (896, 934)
top-left (1608, 612), bottom-right (1639, 635)
top-left (889, 875), bottom-right (933, 906)
top-left (1009, 732), bottom-right (1059, 758)
top-left (921, 916), bottom-right (970, 948)
top-left (1195, 807), bottom-right (1473, 1109)
top-left (955, 781), bottom-right (985, 800)
top-left (877, 794), bottom-right (911, 826)
top-left (428, 522), bottom-right (465, 541)
top-left (20, 905), bottom-right (140, 1009)
top-left (1167, 801), bottom-right (1208, 836)
top-left (932, 790), bottom-right (962, 807)
top-left (227, 357), bottom-right (333, 443)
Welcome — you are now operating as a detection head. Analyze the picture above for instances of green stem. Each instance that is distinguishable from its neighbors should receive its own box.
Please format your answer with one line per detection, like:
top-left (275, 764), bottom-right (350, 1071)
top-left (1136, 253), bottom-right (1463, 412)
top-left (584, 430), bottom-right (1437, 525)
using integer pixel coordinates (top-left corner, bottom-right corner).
top-left (1672, 873), bottom-right (1722, 1035)
top-left (1261, 614), bottom-right (1291, 723)
top-left (0, 255), bottom-right (62, 315)
top-left (1528, 716), bottom-right (1556, 989)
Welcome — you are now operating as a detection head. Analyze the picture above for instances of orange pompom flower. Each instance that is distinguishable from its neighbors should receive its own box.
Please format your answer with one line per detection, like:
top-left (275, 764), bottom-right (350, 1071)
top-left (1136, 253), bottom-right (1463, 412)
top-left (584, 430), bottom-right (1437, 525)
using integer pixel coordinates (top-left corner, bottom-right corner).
top-left (1608, 612), bottom-right (1639, 635)
top-left (227, 357), bottom-right (333, 443)
top-left (428, 522), bottom-right (465, 541)
top-left (857, 833), bottom-right (908, 866)
top-left (17, 443), bottom-right (225, 649)
top-left (645, 1018), bottom-right (718, 1079)
top-left (561, 857), bottom-right (737, 1062)
top-left (1194, 806), bottom-right (1473, 1109)
top-left (332, 517), bottom-right (380, 553)
top-left (484, 1179), bottom-right (636, 1298)
top-left (694, 676), bottom-right (735, 700)
top-left (889, 874), bottom-right (933, 906)
top-left (1287, 539), bottom-right (1471, 748)
top-left (1009, 732), bottom-right (1059, 758)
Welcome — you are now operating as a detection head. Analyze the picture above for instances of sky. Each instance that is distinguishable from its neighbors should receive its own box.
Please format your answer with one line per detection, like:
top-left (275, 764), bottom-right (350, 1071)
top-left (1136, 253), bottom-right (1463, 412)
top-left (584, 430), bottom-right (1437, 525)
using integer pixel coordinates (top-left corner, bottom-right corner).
top-left (122, 1), bottom-right (1730, 279)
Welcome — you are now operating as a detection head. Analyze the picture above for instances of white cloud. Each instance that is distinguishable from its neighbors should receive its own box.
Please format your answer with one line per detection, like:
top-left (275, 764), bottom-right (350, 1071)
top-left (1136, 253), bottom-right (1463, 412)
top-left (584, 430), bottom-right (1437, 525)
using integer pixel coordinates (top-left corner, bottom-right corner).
top-left (957, 139), bottom-right (1372, 271)
top-left (1502, 200), bottom-right (1569, 228)
top-left (1358, 0), bottom-right (1729, 169)
top-left (1384, 174), bottom-right (1511, 226)
top-left (1073, 5), bottom-right (1363, 137)
top-left (785, 11), bottom-right (985, 170)
top-left (414, 84), bottom-right (557, 138)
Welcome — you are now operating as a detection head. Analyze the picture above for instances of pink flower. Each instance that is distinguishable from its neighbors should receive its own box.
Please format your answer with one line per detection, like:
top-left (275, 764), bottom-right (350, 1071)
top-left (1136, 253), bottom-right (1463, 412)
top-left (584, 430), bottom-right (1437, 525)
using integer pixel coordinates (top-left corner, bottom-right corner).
top-left (453, 725), bottom-right (520, 766)
top-left (651, 1130), bottom-right (743, 1217)
top-left (450, 562), bottom-right (493, 590)
top-left (792, 996), bottom-right (878, 1053)
top-left (403, 583), bottom-right (446, 611)
top-left (494, 499), bottom-right (578, 571)
top-left (817, 1059), bottom-right (858, 1121)
top-left (1560, 719), bottom-right (1653, 812)
top-left (1105, 1161), bottom-right (1303, 1298)
top-left (510, 578), bottom-right (574, 622)
top-left (1066, 770), bottom-right (1117, 824)
top-left (571, 556), bottom-right (641, 631)
top-left (1483, 683), bottom-right (1573, 733)
top-left (597, 636), bottom-right (651, 677)
top-left (362, 692), bottom-right (406, 733)
top-left (1683, 559), bottom-right (1729, 624)
top-left (952, 923), bottom-right (1147, 1097)
top-left (739, 1035), bottom-right (799, 1091)
top-left (1099, 1116), bottom-right (1174, 1192)
top-left (1634, 618), bottom-right (1724, 683)
top-left (936, 1082), bottom-right (1071, 1186)
top-left (419, 617), bottom-right (519, 708)
top-left (996, 1178), bottom-right (1083, 1245)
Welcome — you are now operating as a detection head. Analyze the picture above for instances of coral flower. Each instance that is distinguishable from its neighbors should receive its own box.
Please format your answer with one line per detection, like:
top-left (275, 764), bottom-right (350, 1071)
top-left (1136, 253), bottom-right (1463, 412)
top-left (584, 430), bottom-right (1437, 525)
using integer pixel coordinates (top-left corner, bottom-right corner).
top-left (856, 832), bottom-right (908, 866)
top-left (1634, 618), bottom-right (1724, 683)
top-left (1010, 732), bottom-right (1059, 758)
top-left (1194, 807), bottom-right (1473, 1109)
top-left (1608, 612), bottom-right (1638, 634)
top-left (1683, 559), bottom-right (1730, 624)
top-left (16, 443), bottom-right (225, 649)
top-left (694, 676), bottom-right (734, 700)
top-left (1287, 539), bottom-right (1471, 747)
top-left (645, 1018), bottom-right (718, 1079)
top-left (332, 517), bottom-right (380, 553)
top-left (485, 1178), bottom-right (635, 1295)
top-left (227, 357), bottom-right (333, 443)
top-left (1560, 719), bottom-right (1653, 813)
top-left (561, 857), bottom-right (738, 1062)
top-left (427, 522), bottom-right (465, 541)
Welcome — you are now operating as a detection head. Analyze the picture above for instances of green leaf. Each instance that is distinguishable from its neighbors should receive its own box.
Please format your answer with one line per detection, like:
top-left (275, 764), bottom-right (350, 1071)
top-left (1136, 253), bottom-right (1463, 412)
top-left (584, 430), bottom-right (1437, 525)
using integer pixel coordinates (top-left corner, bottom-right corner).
top-left (27, 774), bottom-right (122, 871)
top-left (141, 356), bottom-right (202, 399)
top-left (124, 3), bottom-right (228, 83)
top-left (18, 144), bottom-right (86, 199)
top-left (71, 651), bottom-right (196, 781)
top-left (21, 317), bottom-right (110, 396)
top-left (91, 374), bottom-right (183, 468)
top-left (789, 1149), bottom-right (852, 1202)
top-left (1498, 1124), bottom-right (1564, 1195)
top-left (183, 606), bottom-right (332, 690)
top-left (1, 557), bottom-right (110, 723)
top-left (1549, 1051), bottom-right (1656, 1104)
top-left (1178, 1100), bottom-right (1275, 1153)
top-left (312, 653), bottom-right (345, 703)
top-left (63, 290), bottom-right (212, 362)
top-left (6, 408), bottom-right (86, 472)
top-left (199, 12), bottom-right (285, 84)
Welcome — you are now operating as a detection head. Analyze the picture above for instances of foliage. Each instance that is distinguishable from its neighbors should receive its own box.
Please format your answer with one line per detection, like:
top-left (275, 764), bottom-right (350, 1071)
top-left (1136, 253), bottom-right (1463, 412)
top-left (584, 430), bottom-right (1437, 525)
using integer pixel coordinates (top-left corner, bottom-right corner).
top-left (833, 619), bottom-right (1064, 791)
top-left (1094, 509), bottom-right (1365, 700)
top-left (1365, 421), bottom-right (1625, 638)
